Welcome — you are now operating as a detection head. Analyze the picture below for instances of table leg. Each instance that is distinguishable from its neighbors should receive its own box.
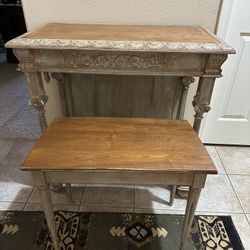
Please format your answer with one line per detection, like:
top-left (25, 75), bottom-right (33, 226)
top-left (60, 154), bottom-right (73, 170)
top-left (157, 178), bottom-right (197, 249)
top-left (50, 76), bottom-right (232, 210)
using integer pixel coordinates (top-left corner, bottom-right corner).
top-left (169, 184), bottom-right (176, 206)
top-left (25, 72), bottom-right (64, 192)
top-left (32, 172), bottom-right (59, 250)
top-left (66, 183), bottom-right (72, 202)
top-left (179, 187), bottom-right (201, 250)
top-left (192, 77), bottom-right (216, 133)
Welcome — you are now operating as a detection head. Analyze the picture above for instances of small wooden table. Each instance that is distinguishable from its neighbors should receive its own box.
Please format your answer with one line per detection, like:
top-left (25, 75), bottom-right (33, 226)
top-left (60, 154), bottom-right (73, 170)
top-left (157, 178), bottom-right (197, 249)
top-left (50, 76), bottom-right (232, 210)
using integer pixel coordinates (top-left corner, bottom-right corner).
top-left (22, 117), bottom-right (216, 250)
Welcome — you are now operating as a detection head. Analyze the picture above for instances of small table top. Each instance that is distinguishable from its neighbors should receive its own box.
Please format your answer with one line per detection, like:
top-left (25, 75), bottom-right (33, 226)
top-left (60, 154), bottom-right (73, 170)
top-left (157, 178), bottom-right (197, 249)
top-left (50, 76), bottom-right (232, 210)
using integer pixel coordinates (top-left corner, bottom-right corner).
top-left (5, 23), bottom-right (235, 54)
top-left (24, 24), bottom-right (217, 43)
top-left (22, 117), bottom-right (216, 174)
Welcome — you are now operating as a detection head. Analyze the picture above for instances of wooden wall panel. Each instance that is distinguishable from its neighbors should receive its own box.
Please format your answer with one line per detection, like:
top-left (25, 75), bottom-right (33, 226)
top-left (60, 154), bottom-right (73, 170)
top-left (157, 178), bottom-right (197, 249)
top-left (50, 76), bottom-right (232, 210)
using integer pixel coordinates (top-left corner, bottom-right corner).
top-left (67, 74), bottom-right (183, 119)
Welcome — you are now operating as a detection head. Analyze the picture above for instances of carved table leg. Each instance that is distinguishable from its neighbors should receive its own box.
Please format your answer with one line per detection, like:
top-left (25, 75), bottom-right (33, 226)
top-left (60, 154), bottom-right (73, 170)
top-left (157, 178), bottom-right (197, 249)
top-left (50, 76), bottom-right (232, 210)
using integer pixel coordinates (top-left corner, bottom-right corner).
top-left (192, 77), bottom-right (216, 133)
top-left (177, 77), bottom-right (216, 198)
top-left (51, 72), bottom-right (75, 117)
top-left (32, 172), bottom-right (59, 250)
top-left (25, 72), bottom-right (48, 132)
top-left (51, 73), bottom-right (74, 198)
top-left (175, 77), bottom-right (195, 201)
top-left (178, 76), bottom-right (195, 119)
top-left (25, 72), bottom-right (63, 192)
top-left (29, 95), bottom-right (48, 132)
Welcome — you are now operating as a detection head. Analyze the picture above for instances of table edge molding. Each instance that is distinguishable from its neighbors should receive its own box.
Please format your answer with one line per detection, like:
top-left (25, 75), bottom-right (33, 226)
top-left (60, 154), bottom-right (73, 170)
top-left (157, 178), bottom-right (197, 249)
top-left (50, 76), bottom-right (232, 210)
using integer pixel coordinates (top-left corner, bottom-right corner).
top-left (6, 38), bottom-right (235, 54)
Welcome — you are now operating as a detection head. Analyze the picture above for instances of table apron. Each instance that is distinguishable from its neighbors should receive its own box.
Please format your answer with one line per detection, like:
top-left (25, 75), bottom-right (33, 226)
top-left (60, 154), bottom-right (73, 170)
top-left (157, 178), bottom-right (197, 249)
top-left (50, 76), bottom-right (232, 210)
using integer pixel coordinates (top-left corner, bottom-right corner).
top-left (43, 171), bottom-right (201, 186)
top-left (13, 49), bottom-right (225, 77)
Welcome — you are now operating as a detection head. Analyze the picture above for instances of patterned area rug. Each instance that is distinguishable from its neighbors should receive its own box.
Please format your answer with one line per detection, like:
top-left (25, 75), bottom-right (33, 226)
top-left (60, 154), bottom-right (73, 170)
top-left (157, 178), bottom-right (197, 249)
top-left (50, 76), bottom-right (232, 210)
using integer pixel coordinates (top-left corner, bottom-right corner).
top-left (0, 211), bottom-right (244, 250)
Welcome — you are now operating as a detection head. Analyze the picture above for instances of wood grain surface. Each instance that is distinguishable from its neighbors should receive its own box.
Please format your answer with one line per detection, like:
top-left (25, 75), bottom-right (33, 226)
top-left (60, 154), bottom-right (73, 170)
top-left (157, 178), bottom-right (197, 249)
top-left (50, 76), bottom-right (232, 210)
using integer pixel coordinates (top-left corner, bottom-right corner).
top-left (70, 75), bottom-right (183, 118)
top-left (22, 117), bottom-right (216, 174)
top-left (24, 24), bottom-right (217, 43)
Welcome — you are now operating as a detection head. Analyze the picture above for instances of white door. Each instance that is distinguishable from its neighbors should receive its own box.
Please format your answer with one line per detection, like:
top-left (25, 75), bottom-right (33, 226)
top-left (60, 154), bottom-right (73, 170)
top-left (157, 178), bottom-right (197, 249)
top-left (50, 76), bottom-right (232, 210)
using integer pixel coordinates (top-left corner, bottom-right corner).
top-left (200, 0), bottom-right (250, 145)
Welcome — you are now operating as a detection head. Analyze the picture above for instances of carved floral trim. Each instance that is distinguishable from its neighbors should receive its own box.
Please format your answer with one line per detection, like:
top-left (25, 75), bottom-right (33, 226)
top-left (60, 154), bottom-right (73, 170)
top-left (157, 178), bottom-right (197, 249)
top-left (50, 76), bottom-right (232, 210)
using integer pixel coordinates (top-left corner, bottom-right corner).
top-left (182, 77), bottom-right (195, 89)
top-left (29, 94), bottom-right (48, 112)
top-left (192, 94), bottom-right (211, 119)
top-left (205, 54), bottom-right (228, 75)
top-left (66, 54), bottom-right (166, 69)
top-left (6, 38), bottom-right (235, 54)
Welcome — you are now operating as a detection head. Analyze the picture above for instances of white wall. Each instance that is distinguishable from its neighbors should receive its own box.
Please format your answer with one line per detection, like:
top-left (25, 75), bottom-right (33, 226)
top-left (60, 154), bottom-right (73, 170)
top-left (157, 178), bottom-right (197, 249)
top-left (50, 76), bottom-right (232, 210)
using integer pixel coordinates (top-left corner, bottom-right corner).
top-left (21, 0), bottom-right (220, 124)
top-left (22, 0), bottom-right (220, 31)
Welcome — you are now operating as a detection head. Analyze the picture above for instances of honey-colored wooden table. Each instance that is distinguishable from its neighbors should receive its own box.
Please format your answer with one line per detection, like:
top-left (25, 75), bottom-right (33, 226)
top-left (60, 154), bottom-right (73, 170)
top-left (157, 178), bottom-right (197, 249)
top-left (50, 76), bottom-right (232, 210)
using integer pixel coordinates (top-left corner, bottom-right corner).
top-left (23, 117), bottom-right (217, 250)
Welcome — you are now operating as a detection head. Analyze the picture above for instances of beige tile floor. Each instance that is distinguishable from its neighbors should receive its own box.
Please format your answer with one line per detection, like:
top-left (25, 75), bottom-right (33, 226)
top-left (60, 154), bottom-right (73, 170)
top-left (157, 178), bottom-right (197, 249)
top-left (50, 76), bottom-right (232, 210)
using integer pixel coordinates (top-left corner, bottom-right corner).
top-left (0, 139), bottom-right (249, 248)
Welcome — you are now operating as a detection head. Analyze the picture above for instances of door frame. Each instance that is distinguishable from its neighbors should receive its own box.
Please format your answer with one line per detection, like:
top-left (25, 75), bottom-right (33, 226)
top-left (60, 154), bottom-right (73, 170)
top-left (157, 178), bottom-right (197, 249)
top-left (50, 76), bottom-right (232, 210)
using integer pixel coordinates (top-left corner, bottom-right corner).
top-left (199, 0), bottom-right (235, 141)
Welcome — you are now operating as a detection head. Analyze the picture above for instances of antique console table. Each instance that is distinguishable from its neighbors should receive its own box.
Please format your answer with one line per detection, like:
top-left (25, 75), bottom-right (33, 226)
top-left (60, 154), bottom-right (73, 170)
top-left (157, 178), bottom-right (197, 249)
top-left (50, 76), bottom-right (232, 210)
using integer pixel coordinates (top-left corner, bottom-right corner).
top-left (6, 23), bottom-right (234, 197)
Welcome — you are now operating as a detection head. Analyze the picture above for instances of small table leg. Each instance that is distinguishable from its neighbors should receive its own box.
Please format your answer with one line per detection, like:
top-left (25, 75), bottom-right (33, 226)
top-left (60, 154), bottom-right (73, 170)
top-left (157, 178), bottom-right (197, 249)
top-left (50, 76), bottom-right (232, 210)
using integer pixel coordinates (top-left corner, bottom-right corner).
top-left (32, 172), bottom-right (59, 250)
top-left (179, 186), bottom-right (201, 250)
top-left (169, 185), bottom-right (176, 206)
top-left (66, 183), bottom-right (72, 202)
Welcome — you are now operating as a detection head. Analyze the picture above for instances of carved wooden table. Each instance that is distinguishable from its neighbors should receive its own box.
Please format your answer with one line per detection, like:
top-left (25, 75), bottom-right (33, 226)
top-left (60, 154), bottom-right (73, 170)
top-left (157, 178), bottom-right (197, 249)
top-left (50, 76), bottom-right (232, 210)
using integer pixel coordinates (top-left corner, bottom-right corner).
top-left (22, 117), bottom-right (217, 250)
top-left (6, 23), bottom-right (234, 197)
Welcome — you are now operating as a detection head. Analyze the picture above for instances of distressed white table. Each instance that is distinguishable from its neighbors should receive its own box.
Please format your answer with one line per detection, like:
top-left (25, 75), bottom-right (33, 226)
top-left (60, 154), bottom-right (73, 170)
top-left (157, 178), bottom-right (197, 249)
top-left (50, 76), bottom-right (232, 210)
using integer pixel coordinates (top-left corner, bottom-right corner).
top-left (22, 117), bottom-right (217, 250)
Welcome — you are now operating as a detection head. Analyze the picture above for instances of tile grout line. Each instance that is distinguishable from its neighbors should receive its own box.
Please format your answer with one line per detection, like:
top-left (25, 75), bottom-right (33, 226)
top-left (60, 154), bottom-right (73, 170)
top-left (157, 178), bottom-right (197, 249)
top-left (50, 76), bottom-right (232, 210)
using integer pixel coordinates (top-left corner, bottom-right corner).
top-left (25, 186), bottom-right (84, 212)
top-left (227, 176), bottom-right (250, 215)
top-left (78, 184), bottom-right (86, 211)
top-left (78, 203), bottom-right (134, 209)
top-left (0, 201), bottom-right (25, 211)
top-left (0, 139), bottom-right (17, 165)
top-left (133, 184), bottom-right (136, 213)
top-left (243, 213), bottom-right (250, 227)
top-left (134, 206), bottom-right (247, 214)
top-left (3, 202), bottom-right (247, 215)
top-left (212, 147), bottom-right (250, 229)
top-left (220, 173), bottom-right (250, 176)
top-left (22, 186), bottom-right (35, 211)
top-left (0, 139), bottom-right (38, 167)
top-left (195, 209), bottom-right (245, 215)
top-left (215, 146), bottom-right (250, 175)
top-left (226, 175), bottom-right (250, 227)
top-left (0, 164), bottom-right (31, 167)
top-left (213, 146), bottom-right (227, 173)
top-left (215, 147), bottom-right (248, 217)
top-left (246, 214), bottom-right (250, 226)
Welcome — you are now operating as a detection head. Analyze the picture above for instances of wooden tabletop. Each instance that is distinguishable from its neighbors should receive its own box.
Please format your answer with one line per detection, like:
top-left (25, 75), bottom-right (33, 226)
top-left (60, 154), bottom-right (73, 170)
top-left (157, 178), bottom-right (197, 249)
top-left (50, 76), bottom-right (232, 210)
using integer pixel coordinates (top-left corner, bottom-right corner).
top-left (22, 117), bottom-right (216, 174)
top-left (5, 23), bottom-right (235, 54)
top-left (24, 24), bottom-right (216, 43)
